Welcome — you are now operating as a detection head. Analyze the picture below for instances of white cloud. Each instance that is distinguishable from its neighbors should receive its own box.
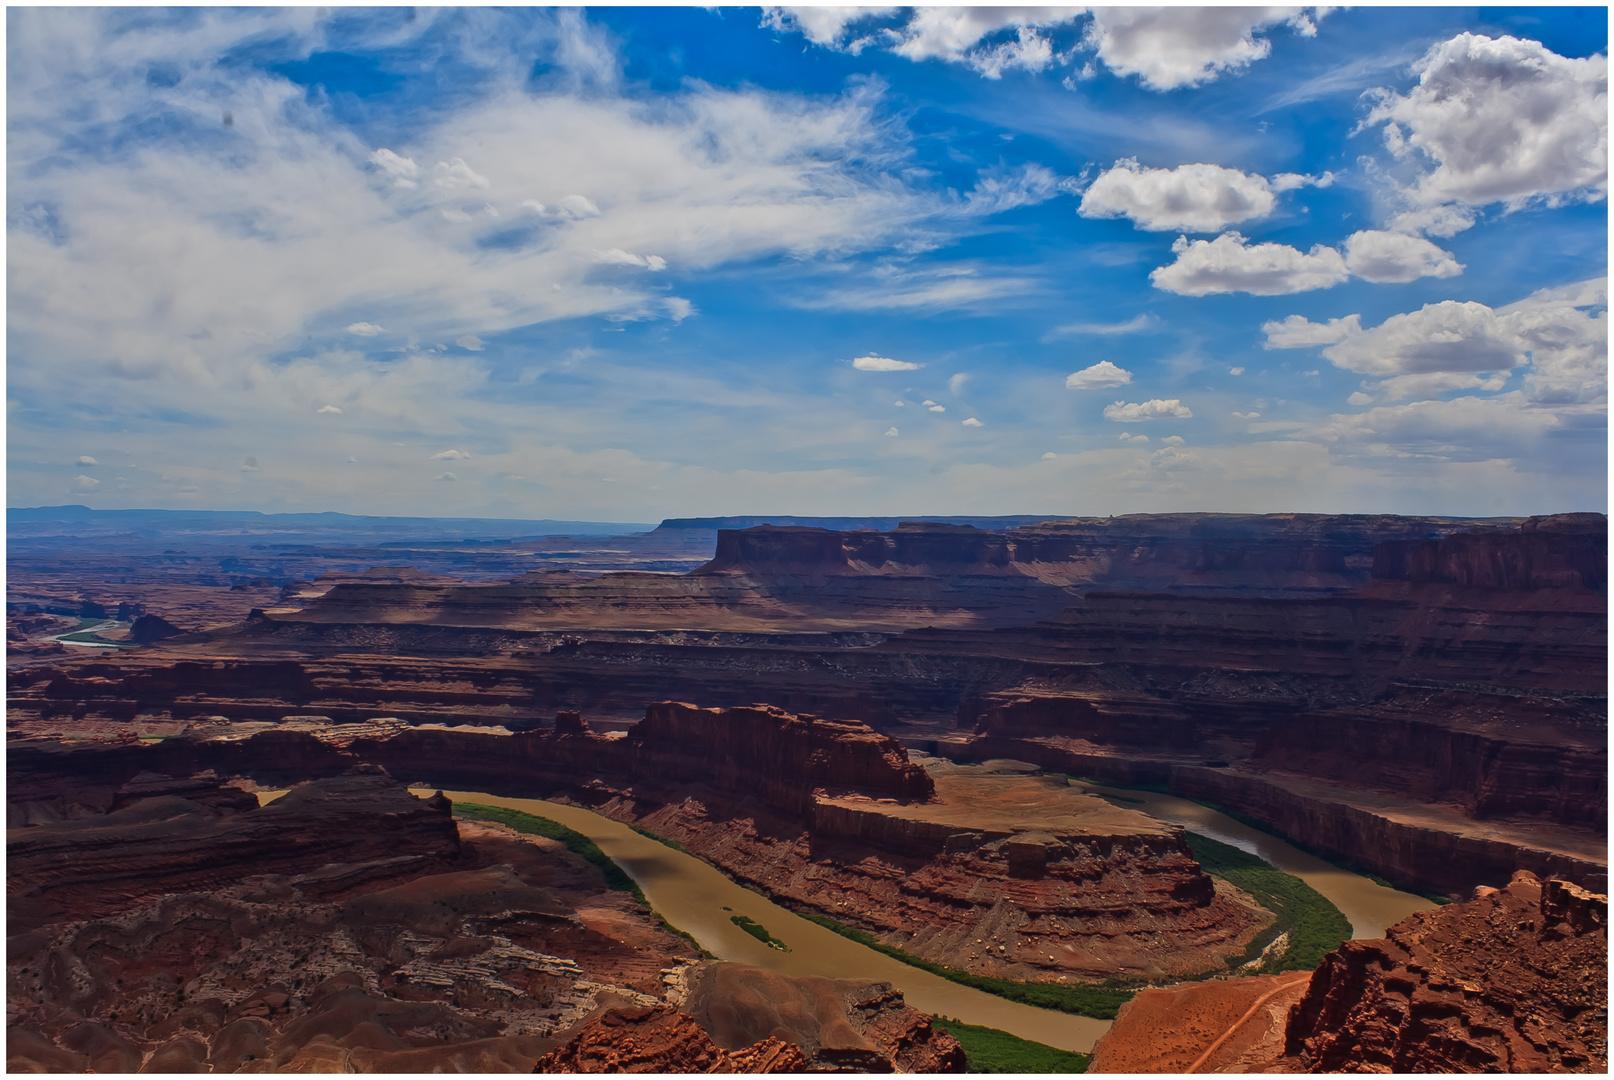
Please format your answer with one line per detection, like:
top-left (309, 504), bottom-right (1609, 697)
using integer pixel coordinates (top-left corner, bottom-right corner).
top-left (1047, 313), bottom-right (1158, 337)
top-left (316, 404), bottom-right (343, 414)
top-left (1354, 372), bottom-right (1510, 403)
top-left (1042, 451), bottom-right (1058, 459)
top-left (853, 355), bottom-right (921, 371)
top-left (1104, 398), bottom-right (1193, 422)
top-left (1341, 230), bottom-right (1463, 283)
top-left (433, 471), bottom-right (458, 482)
top-left (1162, 435), bottom-right (1186, 445)
top-left (1118, 432), bottom-right (1150, 443)
top-left (431, 448), bottom-right (472, 461)
top-left (556, 194), bottom-right (602, 219)
top-left (948, 373), bottom-right (969, 395)
top-left (760, 7), bottom-right (897, 50)
top-left (456, 334), bottom-right (485, 351)
top-left (1079, 160), bottom-right (1277, 232)
top-left (369, 148), bottom-right (419, 188)
top-left (884, 426), bottom-right (899, 437)
top-left (1228, 367), bottom-right (1245, 375)
top-left (1306, 393), bottom-right (1565, 462)
top-left (1263, 313), bottom-right (1361, 348)
top-left (76, 455), bottom-right (98, 465)
top-left (1065, 360), bottom-right (1133, 390)
top-left (1271, 171), bottom-right (1334, 192)
top-left (1151, 233), bottom-right (1349, 295)
top-left (74, 473), bottom-right (99, 489)
top-left (1232, 410), bottom-right (1261, 420)
top-left (1365, 33), bottom-right (1607, 213)
top-left (928, 404), bottom-right (946, 413)
top-left (599, 248), bottom-right (667, 271)
top-left (1084, 7), bottom-right (1330, 91)
top-left (961, 416), bottom-right (983, 427)
top-left (1265, 278), bottom-right (1607, 405)
top-left (346, 322), bottom-right (386, 336)
top-left (433, 157), bottom-right (490, 191)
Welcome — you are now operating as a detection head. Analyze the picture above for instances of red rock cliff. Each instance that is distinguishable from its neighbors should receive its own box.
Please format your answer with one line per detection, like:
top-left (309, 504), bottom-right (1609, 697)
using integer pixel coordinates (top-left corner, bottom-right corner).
top-left (1283, 871), bottom-right (1607, 1072)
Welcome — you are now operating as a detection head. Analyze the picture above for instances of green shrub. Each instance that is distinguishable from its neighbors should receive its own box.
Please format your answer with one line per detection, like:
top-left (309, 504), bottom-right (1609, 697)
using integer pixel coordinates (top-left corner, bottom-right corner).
top-left (452, 802), bottom-right (712, 957)
top-left (729, 914), bottom-right (789, 950)
top-left (1183, 831), bottom-right (1351, 972)
top-left (796, 913), bottom-right (1133, 1019)
top-left (931, 1017), bottom-right (1089, 1073)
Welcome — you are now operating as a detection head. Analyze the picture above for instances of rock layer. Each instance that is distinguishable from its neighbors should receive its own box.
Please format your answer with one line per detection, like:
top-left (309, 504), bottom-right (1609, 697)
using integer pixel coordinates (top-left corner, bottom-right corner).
top-left (1284, 872), bottom-right (1607, 1072)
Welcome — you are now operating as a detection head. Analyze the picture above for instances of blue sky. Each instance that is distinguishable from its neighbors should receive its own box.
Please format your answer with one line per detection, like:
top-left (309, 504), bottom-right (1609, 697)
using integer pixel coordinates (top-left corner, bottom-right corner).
top-left (7, 6), bottom-right (1608, 519)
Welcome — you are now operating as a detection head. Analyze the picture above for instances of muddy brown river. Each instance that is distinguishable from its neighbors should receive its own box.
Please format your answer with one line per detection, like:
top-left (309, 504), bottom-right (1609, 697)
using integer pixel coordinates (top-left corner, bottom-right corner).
top-left (263, 776), bottom-right (1433, 1053)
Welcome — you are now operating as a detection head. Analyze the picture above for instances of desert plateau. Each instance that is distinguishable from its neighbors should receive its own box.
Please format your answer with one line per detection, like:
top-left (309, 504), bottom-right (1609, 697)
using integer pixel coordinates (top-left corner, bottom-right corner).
top-left (8, 4), bottom-right (1608, 1074)
top-left (7, 508), bottom-right (1607, 1073)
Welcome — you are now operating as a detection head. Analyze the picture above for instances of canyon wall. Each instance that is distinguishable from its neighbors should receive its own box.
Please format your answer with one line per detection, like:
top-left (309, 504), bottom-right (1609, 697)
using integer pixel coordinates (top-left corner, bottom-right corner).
top-left (1284, 872), bottom-right (1607, 1072)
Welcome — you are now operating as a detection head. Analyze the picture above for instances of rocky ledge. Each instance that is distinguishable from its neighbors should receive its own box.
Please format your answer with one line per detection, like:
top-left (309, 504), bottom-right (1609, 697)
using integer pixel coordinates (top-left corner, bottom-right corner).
top-left (1285, 871), bottom-right (1607, 1072)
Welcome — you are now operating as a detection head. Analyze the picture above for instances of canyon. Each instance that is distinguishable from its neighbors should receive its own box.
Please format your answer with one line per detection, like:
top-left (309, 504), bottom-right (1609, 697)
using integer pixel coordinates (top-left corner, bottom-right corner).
top-left (8, 509), bottom-right (1606, 1071)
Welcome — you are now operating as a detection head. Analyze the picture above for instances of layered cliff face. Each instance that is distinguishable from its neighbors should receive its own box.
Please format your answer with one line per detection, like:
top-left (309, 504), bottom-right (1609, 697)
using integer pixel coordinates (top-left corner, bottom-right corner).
top-left (1284, 872), bottom-right (1607, 1072)
top-left (6, 775), bottom-right (700, 1073)
top-left (8, 769), bottom-right (461, 925)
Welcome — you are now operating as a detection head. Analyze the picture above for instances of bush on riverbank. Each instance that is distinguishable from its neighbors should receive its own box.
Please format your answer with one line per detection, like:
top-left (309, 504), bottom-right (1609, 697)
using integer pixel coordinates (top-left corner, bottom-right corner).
top-left (1184, 831), bottom-right (1352, 973)
top-left (796, 913), bottom-right (1134, 1019)
top-left (931, 1017), bottom-right (1089, 1073)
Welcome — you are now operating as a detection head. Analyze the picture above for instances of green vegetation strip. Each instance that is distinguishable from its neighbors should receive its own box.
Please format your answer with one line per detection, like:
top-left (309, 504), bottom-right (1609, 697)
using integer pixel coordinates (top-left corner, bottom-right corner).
top-left (451, 802), bottom-right (712, 958)
top-left (797, 913), bottom-right (1133, 1019)
top-left (629, 822), bottom-right (690, 854)
top-left (1183, 831), bottom-right (1351, 973)
top-left (729, 914), bottom-right (789, 951)
top-left (931, 1017), bottom-right (1088, 1074)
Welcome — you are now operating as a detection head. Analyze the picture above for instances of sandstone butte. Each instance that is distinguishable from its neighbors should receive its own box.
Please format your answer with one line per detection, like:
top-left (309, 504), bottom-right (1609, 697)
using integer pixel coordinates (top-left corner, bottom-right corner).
top-left (1087, 870), bottom-right (1608, 1074)
top-left (6, 764), bottom-right (965, 1073)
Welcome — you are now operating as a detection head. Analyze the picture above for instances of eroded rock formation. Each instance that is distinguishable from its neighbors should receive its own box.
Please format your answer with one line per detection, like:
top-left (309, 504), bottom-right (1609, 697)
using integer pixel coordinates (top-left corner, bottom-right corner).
top-left (1283, 872), bottom-right (1607, 1072)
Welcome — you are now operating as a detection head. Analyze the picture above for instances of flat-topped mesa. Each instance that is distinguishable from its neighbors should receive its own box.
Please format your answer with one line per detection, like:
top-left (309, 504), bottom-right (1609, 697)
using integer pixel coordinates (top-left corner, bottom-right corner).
top-left (626, 702), bottom-right (935, 815)
top-left (693, 522), bottom-right (1012, 578)
top-left (1370, 512), bottom-right (1607, 592)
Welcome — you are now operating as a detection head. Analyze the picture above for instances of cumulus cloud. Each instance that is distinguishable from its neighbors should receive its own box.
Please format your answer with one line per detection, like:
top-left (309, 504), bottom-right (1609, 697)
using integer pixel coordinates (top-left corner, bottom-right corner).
top-left (1079, 160), bottom-right (1277, 232)
top-left (433, 157), bottom-right (490, 191)
top-left (1065, 360), bottom-right (1133, 390)
top-left (1084, 7), bottom-right (1330, 91)
top-left (1151, 233), bottom-right (1349, 295)
top-left (1162, 435), bottom-right (1186, 445)
top-left (433, 471), bottom-right (458, 481)
top-left (928, 404), bottom-right (946, 413)
top-left (455, 335), bottom-right (484, 351)
top-left (1262, 314), bottom-right (1361, 348)
top-left (316, 404), bottom-right (343, 414)
top-left (431, 448), bottom-right (472, 461)
top-left (369, 148), bottom-right (419, 188)
top-left (1266, 278), bottom-right (1607, 406)
top-left (1229, 367), bottom-right (1245, 375)
top-left (1365, 33), bottom-right (1608, 213)
top-left (1352, 372), bottom-right (1510, 404)
top-left (346, 322), bottom-right (386, 336)
top-left (884, 426), bottom-right (899, 437)
top-left (853, 355), bottom-right (921, 371)
top-left (1341, 230), bottom-right (1463, 283)
top-left (1117, 432), bottom-right (1150, 443)
top-left (962, 416), bottom-right (983, 427)
top-left (1104, 398), bottom-right (1193, 422)
top-left (76, 455), bottom-right (98, 465)
top-left (74, 473), bottom-right (99, 489)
